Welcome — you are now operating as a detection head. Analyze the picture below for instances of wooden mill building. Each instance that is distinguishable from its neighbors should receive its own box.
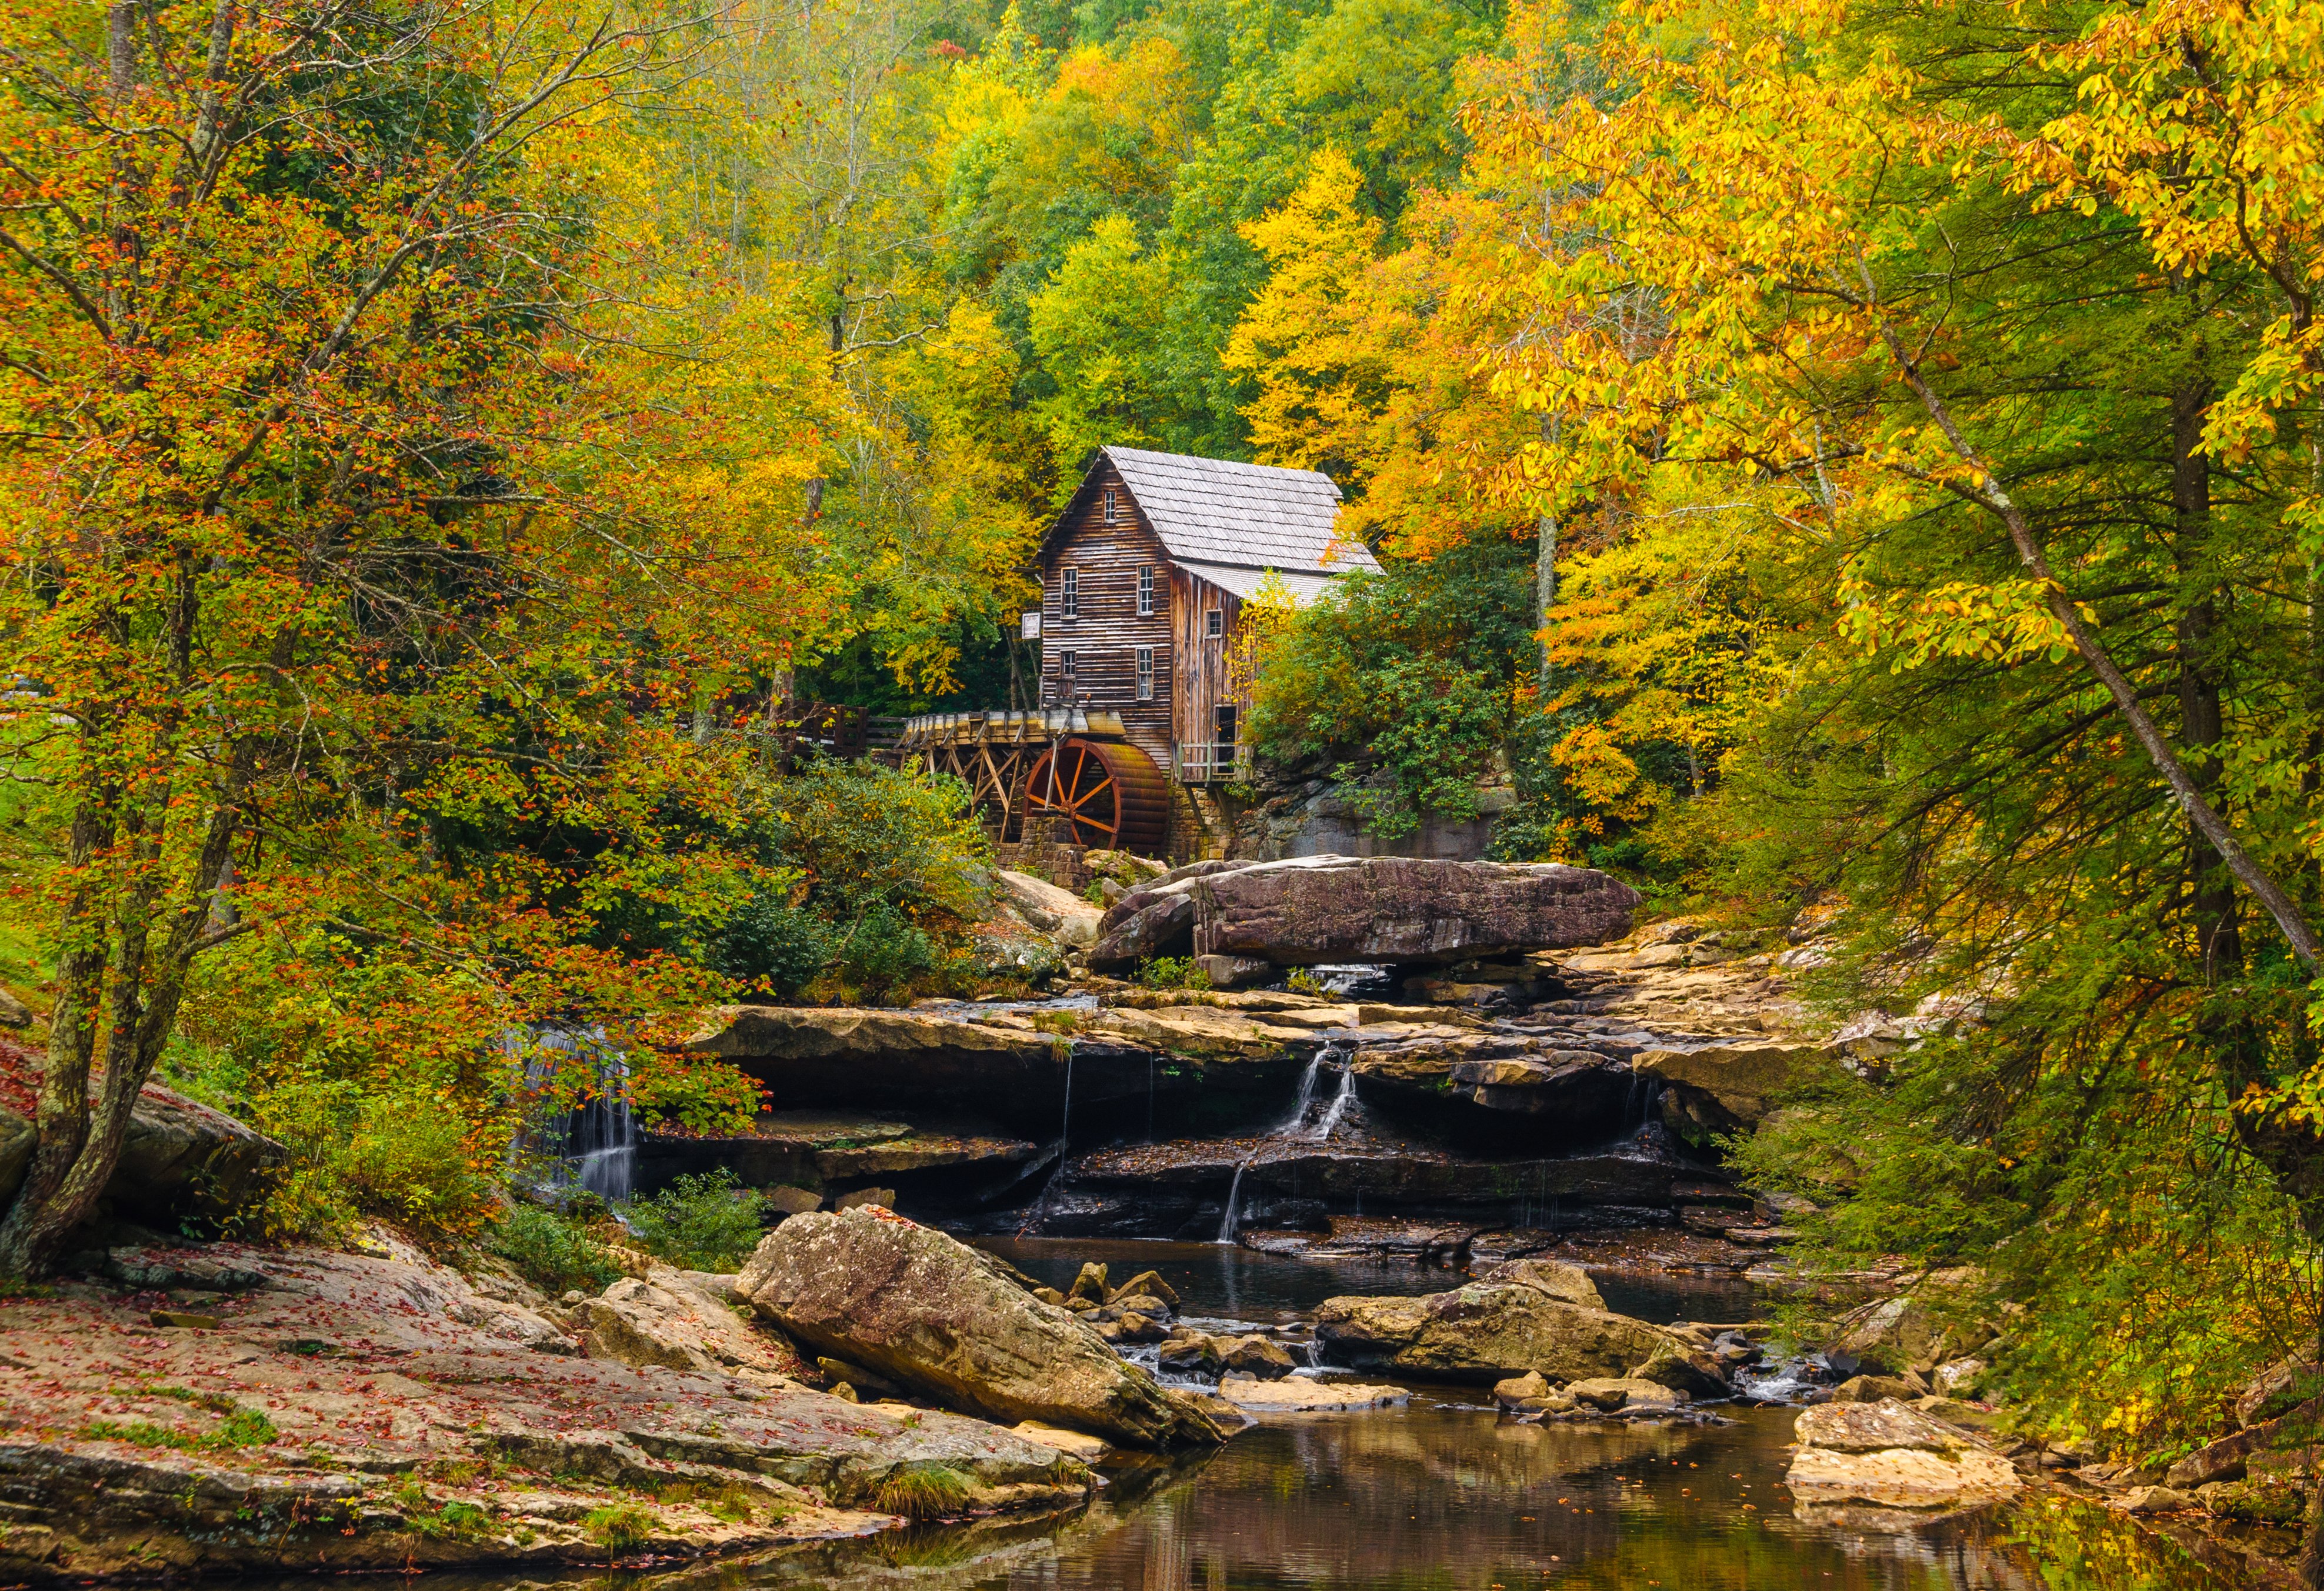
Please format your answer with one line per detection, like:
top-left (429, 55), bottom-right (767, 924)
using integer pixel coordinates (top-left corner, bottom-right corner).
top-left (898, 448), bottom-right (1378, 859)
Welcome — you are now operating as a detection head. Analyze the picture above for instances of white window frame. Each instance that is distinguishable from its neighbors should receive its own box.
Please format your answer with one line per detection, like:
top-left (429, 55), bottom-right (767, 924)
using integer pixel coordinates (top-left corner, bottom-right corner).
top-left (1137, 565), bottom-right (1154, 616)
top-left (1206, 608), bottom-right (1222, 638)
top-left (1136, 646), bottom-right (1154, 700)
top-left (1103, 486), bottom-right (1118, 525)
top-left (1061, 567), bottom-right (1079, 620)
top-left (1060, 649), bottom-right (1076, 681)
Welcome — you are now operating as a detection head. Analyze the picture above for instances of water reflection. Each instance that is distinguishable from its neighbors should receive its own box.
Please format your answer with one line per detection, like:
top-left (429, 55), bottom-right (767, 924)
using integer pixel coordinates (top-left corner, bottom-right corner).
top-left (712, 1400), bottom-right (2234, 1591)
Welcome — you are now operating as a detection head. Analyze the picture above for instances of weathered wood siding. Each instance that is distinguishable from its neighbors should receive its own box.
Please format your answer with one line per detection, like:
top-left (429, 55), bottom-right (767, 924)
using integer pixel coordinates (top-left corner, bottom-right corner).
top-left (1038, 460), bottom-right (1175, 768)
top-left (1171, 569), bottom-right (1245, 765)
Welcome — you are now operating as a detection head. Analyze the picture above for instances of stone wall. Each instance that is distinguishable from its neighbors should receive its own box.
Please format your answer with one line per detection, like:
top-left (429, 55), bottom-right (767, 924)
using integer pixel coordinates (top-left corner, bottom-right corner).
top-left (1226, 769), bottom-right (1518, 863)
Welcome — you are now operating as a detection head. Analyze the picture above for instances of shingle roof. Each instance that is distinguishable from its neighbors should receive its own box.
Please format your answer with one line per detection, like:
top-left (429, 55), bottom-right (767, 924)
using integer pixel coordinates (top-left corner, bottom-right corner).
top-left (1057, 446), bottom-right (1382, 581)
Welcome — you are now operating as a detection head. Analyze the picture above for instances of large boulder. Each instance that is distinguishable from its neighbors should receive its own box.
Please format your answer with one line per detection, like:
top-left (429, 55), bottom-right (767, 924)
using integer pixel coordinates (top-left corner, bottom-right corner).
top-left (0, 1040), bottom-right (283, 1223)
top-left (1193, 856), bottom-right (1638, 968)
top-left (738, 1206), bottom-right (1227, 1449)
top-left (1316, 1275), bottom-right (1681, 1385)
top-left (995, 870), bottom-right (1103, 948)
top-left (1090, 855), bottom-right (1637, 972)
top-left (1785, 1399), bottom-right (2020, 1512)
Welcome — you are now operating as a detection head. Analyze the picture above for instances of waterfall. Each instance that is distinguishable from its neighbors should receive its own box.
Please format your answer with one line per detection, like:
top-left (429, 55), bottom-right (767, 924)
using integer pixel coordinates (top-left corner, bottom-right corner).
top-left (1216, 1161), bottom-right (1248, 1243)
top-left (1219, 1046), bottom-right (1355, 1244)
top-left (511, 1026), bottom-right (633, 1208)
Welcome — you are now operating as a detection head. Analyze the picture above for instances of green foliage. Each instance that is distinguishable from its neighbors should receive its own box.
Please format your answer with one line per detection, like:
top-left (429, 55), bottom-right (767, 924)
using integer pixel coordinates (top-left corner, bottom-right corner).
top-left (80, 1405), bottom-right (278, 1454)
top-left (625, 1170), bottom-right (773, 1272)
top-left (1285, 968), bottom-right (1325, 997)
top-left (488, 1202), bottom-right (624, 1296)
top-left (583, 1503), bottom-right (658, 1550)
top-left (1135, 956), bottom-right (1213, 990)
top-left (711, 893), bottom-right (832, 999)
top-left (1250, 543), bottom-right (1531, 836)
top-left (873, 1462), bottom-right (974, 1519)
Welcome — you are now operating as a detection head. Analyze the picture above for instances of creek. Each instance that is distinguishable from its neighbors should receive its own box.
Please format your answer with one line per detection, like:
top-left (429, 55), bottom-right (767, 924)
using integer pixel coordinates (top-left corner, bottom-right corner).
top-left (746, 1244), bottom-right (2223, 1591)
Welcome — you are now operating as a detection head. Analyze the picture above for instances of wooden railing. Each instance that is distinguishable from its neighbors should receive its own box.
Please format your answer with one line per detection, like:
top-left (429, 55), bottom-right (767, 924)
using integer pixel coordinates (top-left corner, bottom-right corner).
top-left (1173, 741), bottom-right (1251, 783)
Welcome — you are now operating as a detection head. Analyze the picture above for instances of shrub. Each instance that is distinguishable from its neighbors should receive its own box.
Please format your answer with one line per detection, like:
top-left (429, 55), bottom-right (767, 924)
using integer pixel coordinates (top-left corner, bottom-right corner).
top-left (712, 892), bottom-right (831, 998)
top-left (626, 1169), bottom-right (772, 1272)
top-left (488, 1200), bottom-right (623, 1295)
top-left (583, 1503), bottom-right (658, 1550)
top-left (873, 1463), bottom-right (973, 1519)
top-left (1136, 956), bottom-right (1212, 992)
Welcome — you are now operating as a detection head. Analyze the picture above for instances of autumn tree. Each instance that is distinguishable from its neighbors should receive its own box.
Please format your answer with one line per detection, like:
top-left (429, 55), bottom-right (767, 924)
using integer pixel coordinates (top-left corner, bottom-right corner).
top-left (0, 0), bottom-right (832, 1275)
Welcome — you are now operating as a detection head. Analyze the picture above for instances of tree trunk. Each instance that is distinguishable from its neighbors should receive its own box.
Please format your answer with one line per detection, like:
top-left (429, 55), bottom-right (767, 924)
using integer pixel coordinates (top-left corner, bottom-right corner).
top-left (2171, 382), bottom-right (2242, 978)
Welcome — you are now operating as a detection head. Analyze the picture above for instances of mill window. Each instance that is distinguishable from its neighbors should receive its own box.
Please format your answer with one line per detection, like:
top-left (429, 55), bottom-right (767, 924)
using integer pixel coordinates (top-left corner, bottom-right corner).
top-left (1061, 567), bottom-right (1079, 620)
top-left (1136, 646), bottom-right (1154, 700)
top-left (1213, 703), bottom-right (1238, 746)
top-left (1138, 566), bottom-right (1154, 616)
top-left (1206, 607), bottom-right (1223, 638)
top-left (1061, 649), bottom-right (1077, 681)
top-left (1103, 486), bottom-right (1119, 525)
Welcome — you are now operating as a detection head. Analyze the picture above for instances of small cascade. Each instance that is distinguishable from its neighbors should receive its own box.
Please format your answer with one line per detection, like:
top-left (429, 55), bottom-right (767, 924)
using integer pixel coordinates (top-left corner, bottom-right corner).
top-left (1219, 1046), bottom-right (1355, 1244)
top-left (511, 1026), bottom-right (633, 1208)
top-left (1019, 1042), bottom-right (1079, 1236)
top-left (1216, 1162), bottom-right (1248, 1243)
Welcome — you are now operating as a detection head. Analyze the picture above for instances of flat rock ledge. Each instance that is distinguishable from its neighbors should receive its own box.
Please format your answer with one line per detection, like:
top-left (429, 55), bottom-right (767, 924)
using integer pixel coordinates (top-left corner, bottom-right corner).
top-left (0, 1233), bottom-right (1093, 1583)
top-left (1785, 1399), bottom-right (2021, 1523)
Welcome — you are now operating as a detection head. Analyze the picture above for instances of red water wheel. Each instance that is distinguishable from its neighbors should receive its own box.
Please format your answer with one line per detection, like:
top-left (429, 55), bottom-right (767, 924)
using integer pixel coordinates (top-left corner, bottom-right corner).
top-left (1022, 736), bottom-right (1170, 853)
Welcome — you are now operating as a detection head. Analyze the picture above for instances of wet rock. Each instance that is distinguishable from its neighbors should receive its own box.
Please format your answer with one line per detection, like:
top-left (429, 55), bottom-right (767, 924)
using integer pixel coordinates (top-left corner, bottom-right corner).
top-left (1786, 1399), bottom-right (2020, 1512)
top-left (1217, 1376), bottom-right (1408, 1410)
top-left (1317, 1282), bottom-right (1682, 1385)
top-left (833, 1187), bottom-right (896, 1212)
top-left (996, 870), bottom-right (1103, 948)
top-left (0, 988), bottom-right (30, 1027)
top-left (1158, 1333), bottom-right (1226, 1377)
top-left (1068, 1262), bottom-right (1109, 1303)
top-left (2118, 1485), bottom-right (2198, 1515)
top-left (739, 1207), bottom-right (1226, 1449)
top-left (1567, 1376), bottom-right (1683, 1412)
top-left (1495, 1370), bottom-right (1552, 1407)
top-left (1831, 1374), bottom-right (1923, 1404)
top-left (1219, 1335), bottom-right (1298, 1380)
top-left (1192, 856), bottom-right (1639, 967)
top-left (1105, 1270), bottom-right (1180, 1309)
top-left (1627, 1343), bottom-right (1729, 1398)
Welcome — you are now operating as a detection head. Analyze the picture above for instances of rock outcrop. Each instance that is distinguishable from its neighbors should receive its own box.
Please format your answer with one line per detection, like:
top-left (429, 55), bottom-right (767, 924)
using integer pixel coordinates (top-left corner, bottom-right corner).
top-left (0, 1039), bottom-right (283, 1224)
top-left (1785, 1399), bottom-right (2020, 1513)
top-left (739, 1206), bottom-right (1227, 1449)
top-left (1633, 1040), bottom-right (1836, 1142)
top-left (1315, 1265), bottom-right (1681, 1384)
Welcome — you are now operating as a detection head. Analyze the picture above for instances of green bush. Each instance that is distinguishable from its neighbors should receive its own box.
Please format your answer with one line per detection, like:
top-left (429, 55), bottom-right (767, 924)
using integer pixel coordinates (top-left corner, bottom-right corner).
top-left (1136, 956), bottom-right (1212, 991)
top-left (873, 1463), bottom-right (973, 1519)
top-left (712, 892), bottom-right (831, 998)
top-left (583, 1503), bottom-right (658, 1550)
top-left (488, 1200), bottom-right (623, 1295)
top-left (625, 1169), bottom-right (772, 1272)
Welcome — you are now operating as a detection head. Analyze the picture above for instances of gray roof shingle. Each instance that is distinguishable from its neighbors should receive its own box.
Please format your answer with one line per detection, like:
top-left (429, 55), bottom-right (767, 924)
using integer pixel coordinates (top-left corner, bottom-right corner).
top-left (1091, 446), bottom-right (1382, 579)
